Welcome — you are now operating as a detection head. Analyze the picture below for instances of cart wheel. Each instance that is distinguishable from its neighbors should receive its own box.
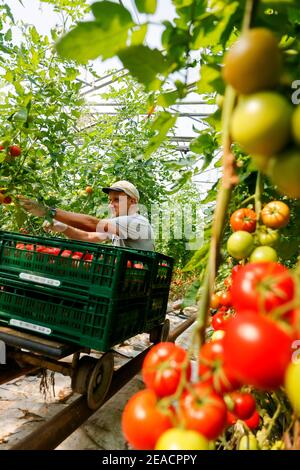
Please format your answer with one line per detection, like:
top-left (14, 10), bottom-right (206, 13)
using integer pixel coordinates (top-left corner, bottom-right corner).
top-left (71, 355), bottom-right (96, 395)
top-left (149, 319), bottom-right (170, 344)
top-left (87, 352), bottom-right (114, 410)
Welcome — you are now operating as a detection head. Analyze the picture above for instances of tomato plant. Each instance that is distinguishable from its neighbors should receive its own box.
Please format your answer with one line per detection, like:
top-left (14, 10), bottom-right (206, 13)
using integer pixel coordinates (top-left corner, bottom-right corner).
top-left (142, 342), bottom-right (191, 398)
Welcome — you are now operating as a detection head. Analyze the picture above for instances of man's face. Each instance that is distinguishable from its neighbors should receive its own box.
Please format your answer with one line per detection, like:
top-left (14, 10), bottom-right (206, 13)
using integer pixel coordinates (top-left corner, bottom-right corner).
top-left (108, 190), bottom-right (133, 217)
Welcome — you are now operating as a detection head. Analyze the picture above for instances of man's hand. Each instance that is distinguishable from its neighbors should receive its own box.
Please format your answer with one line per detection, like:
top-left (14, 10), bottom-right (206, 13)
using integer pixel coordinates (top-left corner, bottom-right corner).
top-left (18, 196), bottom-right (48, 217)
top-left (43, 219), bottom-right (68, 233)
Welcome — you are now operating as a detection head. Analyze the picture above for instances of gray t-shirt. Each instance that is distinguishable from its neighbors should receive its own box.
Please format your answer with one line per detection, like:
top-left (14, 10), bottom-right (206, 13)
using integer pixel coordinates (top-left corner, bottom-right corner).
top-left (97, 214), bottom-right (155, 251)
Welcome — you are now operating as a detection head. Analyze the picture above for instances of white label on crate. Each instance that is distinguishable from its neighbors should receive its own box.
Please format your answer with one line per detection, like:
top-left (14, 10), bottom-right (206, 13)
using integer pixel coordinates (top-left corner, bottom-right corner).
top-left (9, 319), bottom-right (52, 335)
top-left (19, 272), bottom-right (61, 287)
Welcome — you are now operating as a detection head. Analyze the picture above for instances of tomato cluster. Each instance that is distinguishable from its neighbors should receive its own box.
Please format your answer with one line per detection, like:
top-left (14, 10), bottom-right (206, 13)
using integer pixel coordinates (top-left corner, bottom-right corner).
top-left (227, 200), bottom-right (290, 263)
top-left (223, 27), bottom-right (300, 199)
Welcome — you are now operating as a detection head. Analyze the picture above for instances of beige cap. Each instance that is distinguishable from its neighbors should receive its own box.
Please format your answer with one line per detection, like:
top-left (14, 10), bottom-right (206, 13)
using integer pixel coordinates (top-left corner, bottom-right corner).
top-left (102, 180), bottom-right (140, 201)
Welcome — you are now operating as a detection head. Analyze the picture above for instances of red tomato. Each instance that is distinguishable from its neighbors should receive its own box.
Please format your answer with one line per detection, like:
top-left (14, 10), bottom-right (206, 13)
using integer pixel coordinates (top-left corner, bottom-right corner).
top-left (211, 310), bottom-right (232, 331)
top-left (61, 250), bottom-right (72, 258)
top-left (226, 410), bottom-right (238, 427)
top-left (219, 291), bottom-right (232, 307)
top-left (199, 339), bottom-right (241, 394)
top-left (72, 251), bottom-right (83, 260)
top-left (223, 312), bottom-right (293, 390)
top-left (178, 382), bottom-right (227, 440)
top-left (142, 342), bottom-right (191, 398)
top-left (9, 145), bottom-right (21, 157)
top-left (231, 265), bottom-right (243, 280)
top-left (229, 392), bottom-right (256, 420)
top-left (230, 208), bottom-right (257, 233)
top-left (16, 243), bottom-right (25, 250)
top-left (134, 262), bottom-right (144, 269)
top-left (231, 262), bottom-right (295, 316)
top-left (25, 244), bottom-right (34, 251)
top-left (121, 389), bottom-right (173, 450)
top-left (83, 253), bottom-right (93, 262)
top-left (127, 260), bottom-right (133, 268)
top-left (243, 410), bottom-right (260, 430)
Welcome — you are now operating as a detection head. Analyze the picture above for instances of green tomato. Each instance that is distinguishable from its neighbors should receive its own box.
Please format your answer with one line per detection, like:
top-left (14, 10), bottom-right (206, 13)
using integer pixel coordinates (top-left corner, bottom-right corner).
top-left (257, 229), bottom-right (280, 247)
top-left (268, 148), bottom-right (300, 199)
top-left (227, 231), bottom-right (254, 260)
top-left (285, 362), bottom-right (300, 416)
top-left (155, 428), bottom-right (209, 450)
top-left (250, 246), bottom-right (278, 263)
top-left (231, 92), bottom-right (292, 156)
top-left (238, 434), bottom-right (259, 450)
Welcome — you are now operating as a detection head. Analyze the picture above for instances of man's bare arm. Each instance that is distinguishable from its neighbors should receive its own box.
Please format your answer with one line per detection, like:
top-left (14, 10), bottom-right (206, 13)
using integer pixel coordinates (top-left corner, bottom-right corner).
top-left (55, 209), bottom-right (100, 232)
top-left (63, 225), bottom-right (109, 243)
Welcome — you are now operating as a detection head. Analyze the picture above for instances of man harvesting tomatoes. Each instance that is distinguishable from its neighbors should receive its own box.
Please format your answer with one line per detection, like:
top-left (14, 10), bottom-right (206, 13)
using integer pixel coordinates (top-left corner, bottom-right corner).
top-left (18, 180), bottom-right (154, 251)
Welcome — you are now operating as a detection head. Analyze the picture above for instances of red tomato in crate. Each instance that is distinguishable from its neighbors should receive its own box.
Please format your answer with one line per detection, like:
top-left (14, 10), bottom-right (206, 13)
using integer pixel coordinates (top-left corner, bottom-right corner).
top-left (16, 243), bottom-right (25, 250)
top-left (61, 250), bottom-right (72, 258)
top-left (127, 260), bottom-right (133, 268)
top-left (72, 251), bottom-right (83, 260)
top-left (25, 244), bottom-right (34, 251)
top-left (133, 262), bottom-right (144, 269)
top-left (122, 389), bottom-right (173, 450)
top-left (142, 342), bottom-right (191, 398)
top-left (83, 253), bottom-right (93, 262)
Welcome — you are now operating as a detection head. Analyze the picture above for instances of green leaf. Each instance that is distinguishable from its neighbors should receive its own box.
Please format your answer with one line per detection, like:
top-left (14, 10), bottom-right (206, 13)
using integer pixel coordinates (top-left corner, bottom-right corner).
top-left (118, 45), bottom-right (168, 87)
top-left (172, 0), bottom-right (194, 7)
top-left (135, 0), bottom-right (157, 14)
top-left (13, 108), bottom-right (28, 123)
top-left (56, 3), bottom-right (133, 63)
top-left (0, 153), bottom-right (7, 163)
top-left (157, 89), bottom-right (179, 107)
top-left (91, 1), bottom-right (132, 22)
top-left (144, 111), bottom-right (177, 159)
top-left (130, 24), bottom-right (148, 45)
top-left (197, 64), bottom-right (224, 94)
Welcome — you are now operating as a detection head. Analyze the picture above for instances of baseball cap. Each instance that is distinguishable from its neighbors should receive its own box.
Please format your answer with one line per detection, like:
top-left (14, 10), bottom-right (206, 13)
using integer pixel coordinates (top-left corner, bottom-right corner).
top-left (102, 180), bottom-right (140, 201)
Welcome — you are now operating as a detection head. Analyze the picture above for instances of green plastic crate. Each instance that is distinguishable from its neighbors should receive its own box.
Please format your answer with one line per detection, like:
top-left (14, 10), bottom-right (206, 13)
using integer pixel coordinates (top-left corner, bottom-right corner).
top-left (0, 231), bottom-right (153, 299)
top-left (0, 277), bottom-right (147, 351)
